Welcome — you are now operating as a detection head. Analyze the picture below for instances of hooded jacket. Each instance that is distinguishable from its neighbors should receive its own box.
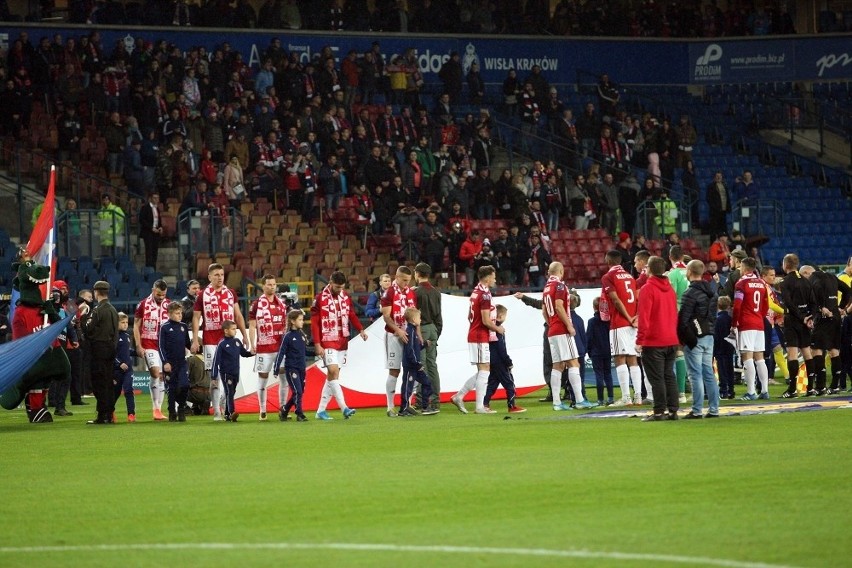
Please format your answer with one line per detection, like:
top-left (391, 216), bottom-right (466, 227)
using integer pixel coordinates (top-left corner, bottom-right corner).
top-left (636, 275), bottom-right (678, 348)
top-left (677, 279), bottom-right (717, 349)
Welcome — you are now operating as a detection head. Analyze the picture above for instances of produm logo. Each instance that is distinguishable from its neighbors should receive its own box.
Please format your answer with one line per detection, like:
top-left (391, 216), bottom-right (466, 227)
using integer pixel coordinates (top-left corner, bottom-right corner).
top-left (815, 52), bottom-right (852, 77)
top-left (694, 44), bottom-right (723, 80)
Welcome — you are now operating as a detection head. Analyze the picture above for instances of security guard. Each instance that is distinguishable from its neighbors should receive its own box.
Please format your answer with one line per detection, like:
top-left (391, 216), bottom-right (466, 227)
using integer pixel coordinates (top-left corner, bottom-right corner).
top-left (80, 281), bottom-right (119, 424)
top-left (413, 263), bottom-right (443, 411)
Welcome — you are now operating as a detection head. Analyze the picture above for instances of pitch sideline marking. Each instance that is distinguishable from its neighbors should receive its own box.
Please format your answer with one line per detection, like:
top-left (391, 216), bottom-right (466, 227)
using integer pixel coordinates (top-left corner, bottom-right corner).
top-left (0, 541), bottom-right (802, 567)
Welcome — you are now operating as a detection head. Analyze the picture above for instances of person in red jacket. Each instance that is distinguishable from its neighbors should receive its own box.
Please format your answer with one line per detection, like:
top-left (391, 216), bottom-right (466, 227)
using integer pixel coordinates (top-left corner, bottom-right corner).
top-left (636, 256), bottom-right (680, 421)
top-left (458, 230), bottom-right (483, 287)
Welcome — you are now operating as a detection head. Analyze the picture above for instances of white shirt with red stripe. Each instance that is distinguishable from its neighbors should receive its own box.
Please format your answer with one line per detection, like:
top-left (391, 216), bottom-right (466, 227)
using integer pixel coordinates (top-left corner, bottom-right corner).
top-left (194, 285), bottom-right (237, 346)
top-left (380, 280), bottom-right (417, 333)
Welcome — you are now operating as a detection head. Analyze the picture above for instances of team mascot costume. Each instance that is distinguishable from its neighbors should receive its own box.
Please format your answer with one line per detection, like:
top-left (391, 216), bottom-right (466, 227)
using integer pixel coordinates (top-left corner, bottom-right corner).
top-left (0, 259), bottom-right (72, 422)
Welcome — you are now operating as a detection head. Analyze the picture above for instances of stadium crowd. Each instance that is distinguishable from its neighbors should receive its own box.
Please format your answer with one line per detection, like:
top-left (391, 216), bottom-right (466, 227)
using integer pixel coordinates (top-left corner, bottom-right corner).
top-left (9, 0), bottom-right (802, 38)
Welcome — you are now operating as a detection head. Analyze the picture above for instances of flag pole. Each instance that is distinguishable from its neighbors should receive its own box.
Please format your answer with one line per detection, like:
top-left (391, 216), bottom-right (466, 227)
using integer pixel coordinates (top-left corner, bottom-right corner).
top-left (42, 166), bottom-right (57, 327)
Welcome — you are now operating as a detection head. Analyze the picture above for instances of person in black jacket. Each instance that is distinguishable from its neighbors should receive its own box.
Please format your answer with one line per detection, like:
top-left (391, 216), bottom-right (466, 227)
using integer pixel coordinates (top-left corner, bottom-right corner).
top-left (398, 308), bottom-right (437, 417)
top-left (274, 309), bottom-right (309, 422)
top-left (678, 260), bottom-right (719, 419)
top-left (483, 304), bottom-right (525, 413)
top-left (801, 265), bottom-right (852, 395)
top-left (159, 303), bottom-right (191, 421)
top-left (138, 191), bottom-right (162, 270)
top-left (714, 296), bottom-right (737, 400)
top-left (587, 297), bottom-right (613, 406)
top-left (780, 254), bottom-right (817, 398)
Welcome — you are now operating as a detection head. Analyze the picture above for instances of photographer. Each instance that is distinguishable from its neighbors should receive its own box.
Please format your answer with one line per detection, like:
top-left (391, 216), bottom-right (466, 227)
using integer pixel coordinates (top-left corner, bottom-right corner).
top-left (391, 204), bottom-right (425, 262)
top-left (472, 238), bottom-right (496, 274)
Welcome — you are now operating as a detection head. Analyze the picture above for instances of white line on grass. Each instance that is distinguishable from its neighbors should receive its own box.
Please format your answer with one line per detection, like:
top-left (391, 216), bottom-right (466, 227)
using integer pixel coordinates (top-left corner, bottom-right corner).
top-left (0, 541), bottom-right (802, 567)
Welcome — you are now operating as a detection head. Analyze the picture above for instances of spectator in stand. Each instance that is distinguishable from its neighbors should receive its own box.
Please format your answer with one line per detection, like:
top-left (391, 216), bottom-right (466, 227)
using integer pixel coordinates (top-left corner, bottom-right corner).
top-left (520, 82), bottom-right (541, 149)
top-left (467, 62), bottom-right (484, 105)
top-left (734, 170), bottom-right (760, 234)
top-left (458, 229), bottom-right (483, 286)
top-left (525, 233), bottom-right (551, 288)
top-left (438, 51), bottom-right (463, 103)
top-left (104, 111), bottom-right (126, 176)
top-left (576, 102), bottom-right (599, 158)
top-left (469, 166), bottom-right (495, 221)
top-left (597, 73), bottom-right (619, 117)
top-left (420, 210), bottom-right (447, 272)
top-left (655, 119), bottom-right (678, 189)
top-left (57, 105), bottom-right (82, 163)
top-left (223, 154), bottom-right (245, 209)
top-left (599, 172), bottom-right (619, 236)
top-left (675, 115), bottom-right (697, 170)
top-left (567, 173), bottom-right (592, 230)
top-left (707, 170), bottom-right (732, 239)
top-left (123, 137), bottom-right (145, 194)
top-left (318, 153), bottom-right (343, 215)
top-left (502, 68), bottom-right (520, 117)
top-left (392, 204), bottom-right (425, 261)
top-left (708, 233), bottom-right (731, 268)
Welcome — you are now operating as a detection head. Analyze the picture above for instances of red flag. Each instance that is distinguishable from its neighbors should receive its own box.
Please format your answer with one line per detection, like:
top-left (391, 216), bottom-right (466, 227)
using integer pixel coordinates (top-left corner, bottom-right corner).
top-left (25, 167), bottom-right (57, 298)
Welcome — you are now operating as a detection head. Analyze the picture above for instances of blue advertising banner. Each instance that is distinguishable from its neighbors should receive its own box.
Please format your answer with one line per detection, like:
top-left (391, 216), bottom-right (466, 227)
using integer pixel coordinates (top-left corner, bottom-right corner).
top-left (0, 25), bottom-right (846, 86)
top-left (689, 40), bottom-right (795, 83)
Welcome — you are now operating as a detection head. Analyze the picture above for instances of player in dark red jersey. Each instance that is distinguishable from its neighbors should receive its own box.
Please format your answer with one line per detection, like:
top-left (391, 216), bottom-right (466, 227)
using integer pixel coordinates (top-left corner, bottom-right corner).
top-left (601, 250), bottom-right (642, 406)
top-left (451, 266), bottom-right (504, 414)
top-left (380, 266), bottom-right (416, 417)
top-left (732, 257), bottom-right (770, 400)
top-left (543, 262), bottom-right (595, 410)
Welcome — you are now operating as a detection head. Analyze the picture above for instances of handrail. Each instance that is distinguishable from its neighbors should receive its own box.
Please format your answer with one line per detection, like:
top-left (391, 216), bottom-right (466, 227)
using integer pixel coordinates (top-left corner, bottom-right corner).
top-left (732, 198), bottom-right (784, 238)
top-left (56, 208), bottom-right (132, 260)
top-left (176, 206), bottom-right (245, 279)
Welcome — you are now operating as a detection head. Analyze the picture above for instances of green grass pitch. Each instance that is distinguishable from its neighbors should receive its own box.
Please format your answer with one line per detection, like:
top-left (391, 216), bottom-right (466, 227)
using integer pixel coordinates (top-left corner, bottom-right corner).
top-left (0, 387), bottom-right (849, 568)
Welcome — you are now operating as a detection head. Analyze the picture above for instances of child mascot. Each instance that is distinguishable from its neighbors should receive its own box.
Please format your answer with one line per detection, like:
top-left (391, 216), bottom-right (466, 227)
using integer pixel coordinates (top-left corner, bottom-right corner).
top-left (0, 259), bottom-right (72, 422)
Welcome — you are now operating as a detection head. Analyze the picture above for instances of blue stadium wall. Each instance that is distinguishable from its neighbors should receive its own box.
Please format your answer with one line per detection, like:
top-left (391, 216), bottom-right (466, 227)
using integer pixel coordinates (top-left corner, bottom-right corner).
top-left (0, 26), bottom-right (850, 85)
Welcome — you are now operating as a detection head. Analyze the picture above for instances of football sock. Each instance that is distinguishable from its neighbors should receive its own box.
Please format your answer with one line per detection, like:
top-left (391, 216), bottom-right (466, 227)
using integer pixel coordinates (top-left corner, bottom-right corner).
top-left (257, 378), bottom-right (268, 413)
top-left (805, 358), bottom-right (816, 389)
top-left (830, 356), bottom-right (843, 389)
top-left (211, 383), bottom-right (221, 417)
top-left (786, 359), bottom-right (800, 393)
top-left (743, 358), bottom-right (756, 394)
top-left (474, 370), bottom-right (488, 409)
top-left (755, 359), bottom-right (769, 394)
top-left (629, 366), bottom-right (643, 399)
top-left (774, 349), bottom-right (789, 379)
top-left (615, 364), bottom-right (629, 400)
top-left (675, 356), bottom-right (687, 394)
top-left (317, 381), bottom-right (333, 413)
top-left (386, 374), bottom-right (397, 410)
top-left (814, 356), bottom-right (826, 390)
top-left (150, 379), bottom-right (160, 411)
top-left (567, 367), bottom-right (584, 402)
top-left (329, 380), bottom-right (347, 411)
top-left (550, 369), bottom-right (563, 406)
top-left (456, 374), bottom-right (477, 398)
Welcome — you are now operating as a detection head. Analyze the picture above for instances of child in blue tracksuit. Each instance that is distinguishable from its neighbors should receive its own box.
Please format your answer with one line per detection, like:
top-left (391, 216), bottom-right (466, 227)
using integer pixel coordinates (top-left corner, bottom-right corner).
top-left (113, 313), bottom-right (136, 421)
top-left (714, 296), bottom-right (736, 399)
top-left (565, 291), bottom-right (588, 405)
top-left (211, 319), bottom-right (252, 421)
top-left (274, 309), bottom-right (309, 422)
top-left (586, 297), bottom-right (614, 406)
top-left (484, 304), bottom-right (525, 413)
top-left (399, 307), bottom-right (436, 416)
top-left (159, 302), bottom-right (191, 421)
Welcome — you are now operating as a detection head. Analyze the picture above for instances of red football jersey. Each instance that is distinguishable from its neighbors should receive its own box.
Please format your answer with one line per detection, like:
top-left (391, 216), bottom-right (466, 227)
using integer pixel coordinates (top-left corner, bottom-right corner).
top-left (194, 285), bottom-right (237, 346)
top-left (543, 275), bottom-right (570, 337)
top-left (380, 281), bottom-right (417, 333)
top-left (601, 265), bottom-right (637, 329)
top-left (467, 283), bottom-right (493, 343)
top-left (733, 273), bottom-right (769, 332)
top-left (134, 295), bottom-right (171, 350)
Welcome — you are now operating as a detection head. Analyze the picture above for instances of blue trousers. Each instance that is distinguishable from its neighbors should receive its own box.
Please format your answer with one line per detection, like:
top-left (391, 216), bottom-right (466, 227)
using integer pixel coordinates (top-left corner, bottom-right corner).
top-left (165, 363), bottom-right (189, 413)
top-left (113, 371), bottom-right (135, 416)
top-left (591, 355), bottom-right (614, 401)
top-left (284, 367), bottom-right (306, 417)
top-left (221, 373), bottom-right (239, 416)
top-left (400, 366), bottom-right (432, 411)
top-left (484, 367), bottom-right (516, 408)
top-left (716, 350), bottom-right (735, 397)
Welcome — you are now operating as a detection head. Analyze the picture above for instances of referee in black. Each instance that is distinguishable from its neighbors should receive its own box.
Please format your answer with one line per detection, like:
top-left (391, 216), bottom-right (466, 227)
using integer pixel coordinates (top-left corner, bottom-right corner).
top-left (413, 263), bottom-right (443, 412)
top-left (80, 280), bottom-right (119, 424)
top-left (801, 265), bottom-right (852, 395)
top-left (780, 254), bottom-right (817, 398)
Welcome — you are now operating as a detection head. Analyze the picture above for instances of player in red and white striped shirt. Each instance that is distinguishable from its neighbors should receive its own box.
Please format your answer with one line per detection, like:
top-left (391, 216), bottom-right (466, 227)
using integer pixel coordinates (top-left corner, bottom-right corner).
top-left (133, 280), bottom-right (170, 420)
